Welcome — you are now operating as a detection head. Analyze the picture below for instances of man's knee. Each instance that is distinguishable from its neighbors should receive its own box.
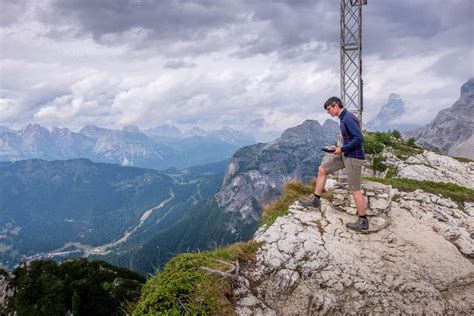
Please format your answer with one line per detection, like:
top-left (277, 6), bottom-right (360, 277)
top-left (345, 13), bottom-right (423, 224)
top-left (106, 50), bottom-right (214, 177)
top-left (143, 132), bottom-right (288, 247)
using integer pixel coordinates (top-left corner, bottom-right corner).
top-left (318, 166), bottom-right (327, 176)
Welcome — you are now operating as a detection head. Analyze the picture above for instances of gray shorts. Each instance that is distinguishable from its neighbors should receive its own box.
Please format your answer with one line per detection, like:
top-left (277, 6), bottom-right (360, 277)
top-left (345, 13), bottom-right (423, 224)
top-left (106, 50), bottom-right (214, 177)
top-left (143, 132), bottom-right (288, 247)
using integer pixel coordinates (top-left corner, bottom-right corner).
top-left (322, 155), bottom-right (365, 191)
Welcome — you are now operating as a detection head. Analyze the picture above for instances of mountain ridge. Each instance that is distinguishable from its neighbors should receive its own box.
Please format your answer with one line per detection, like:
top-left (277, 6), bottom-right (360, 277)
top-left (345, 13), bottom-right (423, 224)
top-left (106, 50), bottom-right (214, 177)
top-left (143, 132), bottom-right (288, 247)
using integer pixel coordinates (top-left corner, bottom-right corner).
top-left (132, 133), bottom-right (474, 314)
top-left (0, 124), bottom-right (255, 169)
top-left (406, 78), bottom-right (474, 159)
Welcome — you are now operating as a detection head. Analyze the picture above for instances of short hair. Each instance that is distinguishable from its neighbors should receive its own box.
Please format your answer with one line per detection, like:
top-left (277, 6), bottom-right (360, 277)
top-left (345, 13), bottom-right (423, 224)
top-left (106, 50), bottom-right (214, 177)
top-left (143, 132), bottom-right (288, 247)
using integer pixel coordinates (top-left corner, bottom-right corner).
top-left (324, 97), bottom-right (343, 110)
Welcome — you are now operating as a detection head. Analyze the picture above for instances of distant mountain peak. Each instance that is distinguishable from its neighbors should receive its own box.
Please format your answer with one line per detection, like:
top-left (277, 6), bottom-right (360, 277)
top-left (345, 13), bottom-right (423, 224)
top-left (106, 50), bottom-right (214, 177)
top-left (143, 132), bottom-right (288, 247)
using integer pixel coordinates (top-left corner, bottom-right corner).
top-left (144, 124), bottom-right (182, 138)
top-left (20, 124), bottom-right (50, 138)
top-left (79, 125), bottom-right (110, 138)
top-left (22, 123), bottom-right (49, 133)
top-left (365, 94), bottom-right (419, 132)
top-left (322, 119), bottom-right (338, 128)
top-left (0, 126), bottom-right (15, 133)
top-left (460, 77), bottom-right (474, 98)
top-left (185, 127), bottom-right (207, 137)
top-left (379, 93), bottom-right (404, 116)
top-left (51, 127), bottom-right (73, 135)
top-left (123, 125), bottom-right (141, 133)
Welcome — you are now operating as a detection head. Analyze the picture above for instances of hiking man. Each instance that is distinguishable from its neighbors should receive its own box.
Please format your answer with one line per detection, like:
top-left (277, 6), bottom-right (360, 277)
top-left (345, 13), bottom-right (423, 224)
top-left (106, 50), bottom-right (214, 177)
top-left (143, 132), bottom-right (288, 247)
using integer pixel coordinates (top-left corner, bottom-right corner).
top-left (299, 96), bottom-right (368, 232)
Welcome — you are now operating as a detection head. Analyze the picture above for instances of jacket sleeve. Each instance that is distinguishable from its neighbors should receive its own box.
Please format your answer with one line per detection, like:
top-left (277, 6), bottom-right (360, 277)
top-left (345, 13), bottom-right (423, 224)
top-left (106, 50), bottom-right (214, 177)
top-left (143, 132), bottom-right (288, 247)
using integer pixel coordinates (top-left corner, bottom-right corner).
top-left (340, 117), bottom-right (364, 152)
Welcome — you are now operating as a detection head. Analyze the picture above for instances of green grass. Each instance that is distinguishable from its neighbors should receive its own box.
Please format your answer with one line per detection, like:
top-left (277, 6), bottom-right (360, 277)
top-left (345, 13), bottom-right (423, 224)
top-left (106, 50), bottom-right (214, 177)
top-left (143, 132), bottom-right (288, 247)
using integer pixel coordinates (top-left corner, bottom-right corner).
top-left (452, 156), bottom-right (473, 163)
top-left (363, 131), bottom-right (423, 159)
top-left (133, 241), bottom-right (262, 315)
top-left (385, 166), bottom-right (398, 179)
top-left (365, 177), bottom-right (474, 204)
top-left (261, 180), bottom-right (332, 227)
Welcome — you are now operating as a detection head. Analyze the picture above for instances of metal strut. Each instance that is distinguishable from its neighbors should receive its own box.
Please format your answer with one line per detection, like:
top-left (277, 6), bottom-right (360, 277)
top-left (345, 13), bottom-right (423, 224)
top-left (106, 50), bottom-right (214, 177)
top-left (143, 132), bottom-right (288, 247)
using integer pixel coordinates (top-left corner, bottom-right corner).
top-left (340, 0), bottom-right (366, 127)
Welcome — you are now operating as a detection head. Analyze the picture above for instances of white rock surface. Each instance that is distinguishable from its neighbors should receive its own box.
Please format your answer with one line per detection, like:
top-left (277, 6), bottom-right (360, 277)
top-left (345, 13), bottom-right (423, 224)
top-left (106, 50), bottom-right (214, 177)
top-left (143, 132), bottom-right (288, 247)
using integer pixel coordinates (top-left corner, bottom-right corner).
top-left (232, 181), bottom-right (474, 315)
top-left (382, 150), bottom-right (474, 189)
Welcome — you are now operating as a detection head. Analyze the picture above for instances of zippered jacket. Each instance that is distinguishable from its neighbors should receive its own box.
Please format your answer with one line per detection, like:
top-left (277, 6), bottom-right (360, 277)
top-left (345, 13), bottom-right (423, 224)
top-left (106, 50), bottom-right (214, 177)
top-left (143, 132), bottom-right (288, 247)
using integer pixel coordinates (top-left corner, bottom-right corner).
top-left (339, 109), bottom-right (365, 160)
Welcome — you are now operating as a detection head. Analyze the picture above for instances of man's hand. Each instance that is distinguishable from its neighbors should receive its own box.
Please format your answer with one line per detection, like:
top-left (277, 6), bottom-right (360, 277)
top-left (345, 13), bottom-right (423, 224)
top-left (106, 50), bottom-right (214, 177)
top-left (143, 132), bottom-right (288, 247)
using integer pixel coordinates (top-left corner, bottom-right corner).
top-left (334, 146), bottom-right (342, 156)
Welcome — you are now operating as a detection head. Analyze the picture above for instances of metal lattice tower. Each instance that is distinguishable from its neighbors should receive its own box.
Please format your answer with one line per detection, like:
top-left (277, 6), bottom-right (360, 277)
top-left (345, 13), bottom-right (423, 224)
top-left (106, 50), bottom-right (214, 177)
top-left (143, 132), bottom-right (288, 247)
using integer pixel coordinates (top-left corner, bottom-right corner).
top-left (340, 0), bottom-right (367, 126)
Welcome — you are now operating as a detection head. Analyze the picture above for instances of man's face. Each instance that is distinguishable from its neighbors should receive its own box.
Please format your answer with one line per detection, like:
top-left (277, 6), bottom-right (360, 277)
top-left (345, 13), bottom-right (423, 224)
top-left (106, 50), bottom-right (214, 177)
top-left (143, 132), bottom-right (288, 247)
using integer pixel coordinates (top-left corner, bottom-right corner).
top-left (326, 104), bottom-right (338, 117)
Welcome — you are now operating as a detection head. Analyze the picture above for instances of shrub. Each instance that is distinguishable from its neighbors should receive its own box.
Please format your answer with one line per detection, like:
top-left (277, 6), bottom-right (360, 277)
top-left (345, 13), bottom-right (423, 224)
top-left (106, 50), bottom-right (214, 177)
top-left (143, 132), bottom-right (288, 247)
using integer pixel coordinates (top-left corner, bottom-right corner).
top-left (391, 130), bottom-right (402, 139)
top-left (371, 155), bottom-right (387, 172)
top-left (363, 131), bottom-right (422, 160)
top-left (363, 132), bottom-right (384, 155)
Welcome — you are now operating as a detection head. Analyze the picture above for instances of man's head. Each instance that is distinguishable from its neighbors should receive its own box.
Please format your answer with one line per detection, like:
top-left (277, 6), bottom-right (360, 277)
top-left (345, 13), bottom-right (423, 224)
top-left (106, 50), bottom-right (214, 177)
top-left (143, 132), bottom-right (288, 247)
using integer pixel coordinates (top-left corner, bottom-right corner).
top-left (324, 96), bottom-right (343, 117)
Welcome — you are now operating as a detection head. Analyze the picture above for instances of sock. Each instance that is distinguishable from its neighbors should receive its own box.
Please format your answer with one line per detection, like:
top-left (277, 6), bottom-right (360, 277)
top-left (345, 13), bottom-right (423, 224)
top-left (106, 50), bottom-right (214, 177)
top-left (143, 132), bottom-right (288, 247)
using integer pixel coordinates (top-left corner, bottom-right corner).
top-left (359, 215), bottom-right (367, 219)
top-left (313, 194), bottom-right (320, 199)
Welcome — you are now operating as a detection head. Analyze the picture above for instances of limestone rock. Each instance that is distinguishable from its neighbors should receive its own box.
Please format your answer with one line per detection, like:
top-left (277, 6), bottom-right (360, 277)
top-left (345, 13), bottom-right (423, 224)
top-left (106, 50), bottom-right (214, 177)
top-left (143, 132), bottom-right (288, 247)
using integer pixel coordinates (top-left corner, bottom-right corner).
top-left (407, 78), bottom-right (474, 160)
top-left (217, 120), bottom-right (339, 232)
top-left (382, 149), bottom-right (474, 189)
top-left (233, 181), bottom-right (474, 314)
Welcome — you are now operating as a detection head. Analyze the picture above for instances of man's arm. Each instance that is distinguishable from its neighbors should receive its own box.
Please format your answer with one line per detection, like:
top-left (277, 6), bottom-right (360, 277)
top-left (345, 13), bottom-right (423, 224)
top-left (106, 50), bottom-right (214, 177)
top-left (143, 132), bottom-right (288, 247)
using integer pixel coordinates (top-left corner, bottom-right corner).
top-left (340, 117), bottom-right (364, 152)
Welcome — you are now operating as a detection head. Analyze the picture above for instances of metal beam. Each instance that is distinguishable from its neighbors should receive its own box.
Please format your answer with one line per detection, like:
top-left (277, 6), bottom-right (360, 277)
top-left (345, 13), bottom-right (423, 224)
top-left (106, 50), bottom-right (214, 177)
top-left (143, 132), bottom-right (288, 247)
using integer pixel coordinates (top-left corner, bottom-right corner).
top-left (340, 0), bottom-right (366, 126)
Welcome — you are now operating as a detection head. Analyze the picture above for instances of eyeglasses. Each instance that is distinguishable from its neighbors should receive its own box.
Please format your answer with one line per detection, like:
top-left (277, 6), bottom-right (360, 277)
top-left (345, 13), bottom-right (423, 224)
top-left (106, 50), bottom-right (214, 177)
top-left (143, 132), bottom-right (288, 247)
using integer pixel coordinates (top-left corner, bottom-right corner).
top-left (326, 105), bottom-right (335, 112)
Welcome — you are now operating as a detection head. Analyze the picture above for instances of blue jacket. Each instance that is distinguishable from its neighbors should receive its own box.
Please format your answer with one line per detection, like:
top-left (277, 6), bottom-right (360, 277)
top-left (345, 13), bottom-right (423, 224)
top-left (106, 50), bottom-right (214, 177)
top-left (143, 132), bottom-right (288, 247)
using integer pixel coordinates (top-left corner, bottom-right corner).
top-left (339, 109), bottom-right (365, 160)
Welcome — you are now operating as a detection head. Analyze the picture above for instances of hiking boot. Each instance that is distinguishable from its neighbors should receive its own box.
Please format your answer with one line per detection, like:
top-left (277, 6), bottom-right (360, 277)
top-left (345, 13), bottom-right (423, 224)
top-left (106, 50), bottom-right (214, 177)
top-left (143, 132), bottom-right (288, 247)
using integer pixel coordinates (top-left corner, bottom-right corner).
top-left (298, 194), bottom-right (320, 208)
top-left (346, 217), bottom-right (369, 232)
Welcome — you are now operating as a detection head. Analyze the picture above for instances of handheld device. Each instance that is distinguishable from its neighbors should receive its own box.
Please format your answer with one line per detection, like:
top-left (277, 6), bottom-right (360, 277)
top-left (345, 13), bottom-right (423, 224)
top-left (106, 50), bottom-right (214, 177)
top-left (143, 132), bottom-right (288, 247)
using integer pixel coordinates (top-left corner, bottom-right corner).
top-left (321, 147), bottom-right (336, 153)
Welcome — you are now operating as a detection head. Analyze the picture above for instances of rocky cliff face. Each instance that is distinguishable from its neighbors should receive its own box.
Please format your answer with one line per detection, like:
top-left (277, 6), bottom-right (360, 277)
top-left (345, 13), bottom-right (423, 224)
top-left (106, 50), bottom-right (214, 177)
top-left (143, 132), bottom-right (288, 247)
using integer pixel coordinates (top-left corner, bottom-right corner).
top-left (407, 78), bottom-right (474, 159)
top-left (216, 119), bottom-right (340, 233)
top-left (227, 150), bottom-right (473, 314)
top-left (0, 273), bottom-right (14, 312)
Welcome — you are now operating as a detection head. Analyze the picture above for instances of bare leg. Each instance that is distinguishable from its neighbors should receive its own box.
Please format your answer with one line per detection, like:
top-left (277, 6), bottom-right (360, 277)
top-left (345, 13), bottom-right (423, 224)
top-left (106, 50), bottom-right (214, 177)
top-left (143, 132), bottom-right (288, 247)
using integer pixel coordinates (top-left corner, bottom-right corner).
top-left (351, 190), bottom-right (366, 216)
top-left (314, 166), bottom-right (327, 196)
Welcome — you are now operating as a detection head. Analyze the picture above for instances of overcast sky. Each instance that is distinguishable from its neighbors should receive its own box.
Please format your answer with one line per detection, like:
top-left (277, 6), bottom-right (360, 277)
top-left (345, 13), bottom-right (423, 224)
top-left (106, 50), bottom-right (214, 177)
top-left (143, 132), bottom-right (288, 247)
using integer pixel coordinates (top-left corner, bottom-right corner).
top-left (0, 0), bottom-right (472, 138)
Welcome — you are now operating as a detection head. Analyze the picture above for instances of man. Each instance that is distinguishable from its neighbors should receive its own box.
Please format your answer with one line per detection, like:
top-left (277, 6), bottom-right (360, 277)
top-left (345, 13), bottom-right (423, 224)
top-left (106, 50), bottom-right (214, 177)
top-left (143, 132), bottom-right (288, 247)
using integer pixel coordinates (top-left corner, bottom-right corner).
top-left (299, 96), bottom-right (368, 232)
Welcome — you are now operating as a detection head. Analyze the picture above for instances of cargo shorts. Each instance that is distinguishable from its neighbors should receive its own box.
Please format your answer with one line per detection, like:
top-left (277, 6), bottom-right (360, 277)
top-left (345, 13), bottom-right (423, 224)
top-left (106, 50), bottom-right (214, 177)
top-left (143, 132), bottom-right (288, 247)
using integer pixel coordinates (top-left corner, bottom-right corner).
top-left (321, 155), bottom-right (365, 191)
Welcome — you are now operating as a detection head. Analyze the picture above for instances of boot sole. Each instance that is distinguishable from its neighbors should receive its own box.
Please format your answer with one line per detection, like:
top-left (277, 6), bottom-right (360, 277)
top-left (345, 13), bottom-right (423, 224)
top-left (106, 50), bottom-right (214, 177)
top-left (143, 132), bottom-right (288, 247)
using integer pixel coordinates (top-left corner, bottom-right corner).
top-left (346, 225), bottom-right (369, 234)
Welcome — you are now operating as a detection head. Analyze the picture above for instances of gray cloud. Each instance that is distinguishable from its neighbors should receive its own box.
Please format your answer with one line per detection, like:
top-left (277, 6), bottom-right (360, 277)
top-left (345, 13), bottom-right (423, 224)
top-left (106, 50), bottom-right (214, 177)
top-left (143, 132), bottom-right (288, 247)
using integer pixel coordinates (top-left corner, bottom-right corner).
top-left (4, 0), bottom-right (469, 61)
top-left (44, 0), bottom-right (242, 44)
top-left (0, 0), bottom-right (30, 26)
top-left (163, 60), bottom-right (197, 69)
top-left (0, 0), bottom-right (472, 133)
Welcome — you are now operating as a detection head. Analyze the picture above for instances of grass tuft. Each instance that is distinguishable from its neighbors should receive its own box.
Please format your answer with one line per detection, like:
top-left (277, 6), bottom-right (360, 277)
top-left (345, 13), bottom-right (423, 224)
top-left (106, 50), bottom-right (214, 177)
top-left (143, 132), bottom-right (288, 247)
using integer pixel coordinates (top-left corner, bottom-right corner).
top-left (133, 241), bottom-right (261, 315)
top-left (365, 177), bottom-right (474, 204)
top-left (452, 156), bottom-right (473, 163)
top-left (261, 180), bottom-right (331, 227)
top-left (261, 181), bottom-right (312, 227)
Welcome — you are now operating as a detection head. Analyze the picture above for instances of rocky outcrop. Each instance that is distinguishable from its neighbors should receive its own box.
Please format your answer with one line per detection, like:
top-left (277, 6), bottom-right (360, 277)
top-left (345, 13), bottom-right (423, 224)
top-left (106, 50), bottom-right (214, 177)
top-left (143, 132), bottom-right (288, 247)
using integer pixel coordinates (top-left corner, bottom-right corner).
top-left (232, 178), bottom-right (473, 314)
top-left (227, 148), bottom-right (474, 315)
top-left (380, 149), bottom-right (474, 189)
top-left (0, 273), bottom-right (14, 312)
top-left (407, 78), bottom-right (474, 159)
top-left (217, 120), bottom-right (339, 233)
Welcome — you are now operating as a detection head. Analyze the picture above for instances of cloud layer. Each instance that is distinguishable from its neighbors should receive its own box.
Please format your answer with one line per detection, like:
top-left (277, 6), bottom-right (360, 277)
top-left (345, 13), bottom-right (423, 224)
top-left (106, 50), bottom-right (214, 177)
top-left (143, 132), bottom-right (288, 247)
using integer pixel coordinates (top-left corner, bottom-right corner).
top-left (0, 0), bottom-right (472, 137)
